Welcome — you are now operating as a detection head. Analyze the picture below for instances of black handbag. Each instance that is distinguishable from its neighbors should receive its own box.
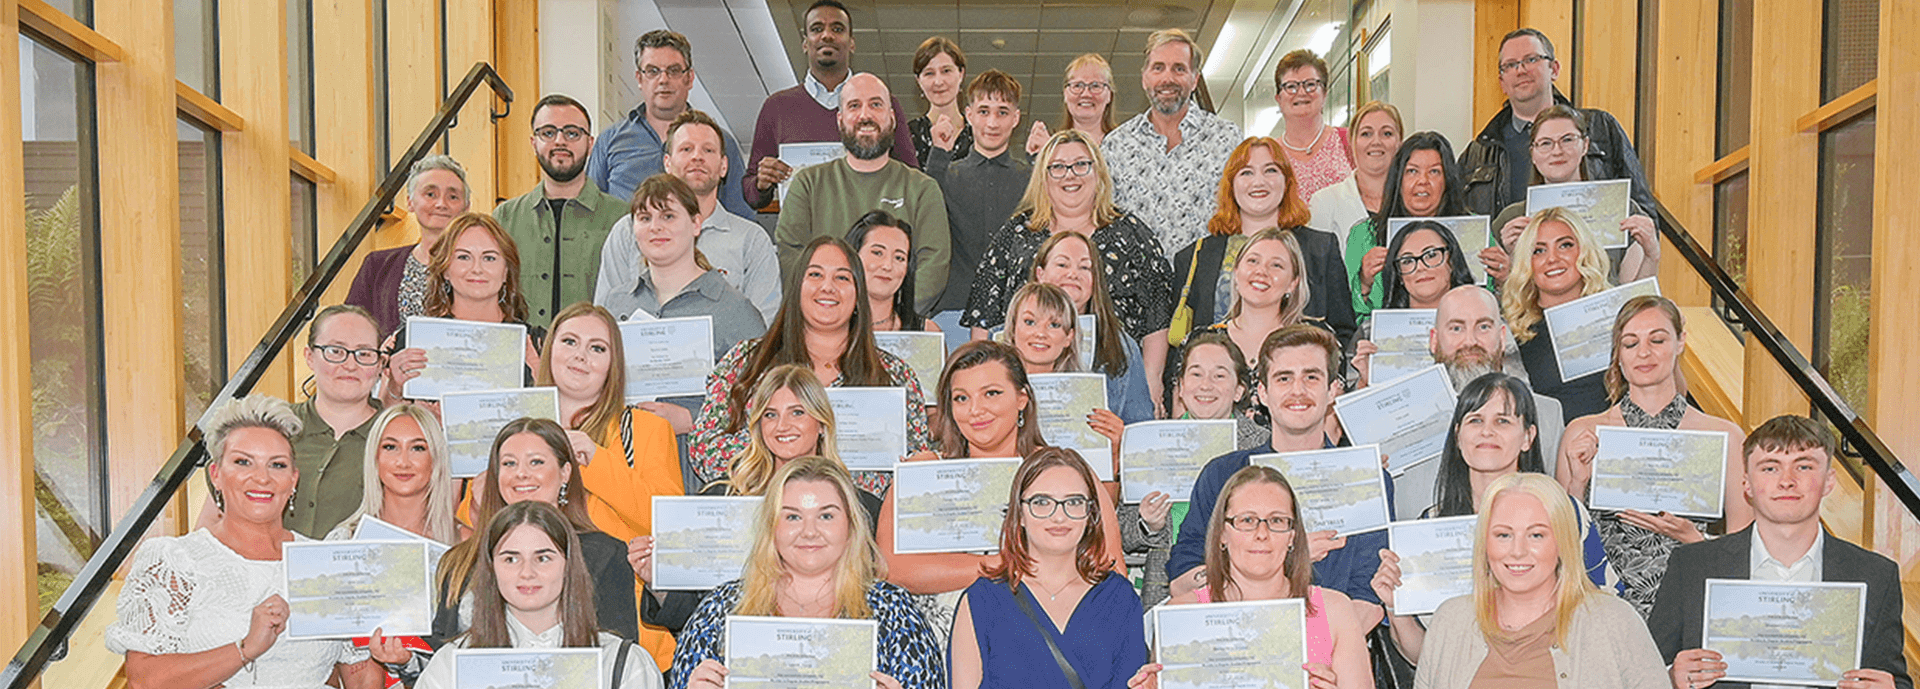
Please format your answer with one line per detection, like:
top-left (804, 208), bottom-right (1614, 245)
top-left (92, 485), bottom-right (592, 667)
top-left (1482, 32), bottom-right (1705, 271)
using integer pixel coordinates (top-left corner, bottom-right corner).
top-left (1010, 584), bottom-right (1090, 689)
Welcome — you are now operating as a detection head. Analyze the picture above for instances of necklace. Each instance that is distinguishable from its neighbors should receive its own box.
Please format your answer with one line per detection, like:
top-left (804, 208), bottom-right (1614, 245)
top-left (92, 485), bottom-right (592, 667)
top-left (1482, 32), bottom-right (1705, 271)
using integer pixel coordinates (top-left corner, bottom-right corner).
top-left (779, 579), bottom-right (834, 616)
top-left (1280, 121), bottom-right (1326, 153)
top-left (1029, 576), bottom-right (1076, 601)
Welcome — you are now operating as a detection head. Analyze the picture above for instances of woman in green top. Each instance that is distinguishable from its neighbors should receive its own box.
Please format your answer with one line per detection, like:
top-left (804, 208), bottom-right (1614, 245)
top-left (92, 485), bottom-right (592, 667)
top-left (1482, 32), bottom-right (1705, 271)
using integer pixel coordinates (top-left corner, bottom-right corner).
top-left (1344, 131), bottom-right (1470, 317)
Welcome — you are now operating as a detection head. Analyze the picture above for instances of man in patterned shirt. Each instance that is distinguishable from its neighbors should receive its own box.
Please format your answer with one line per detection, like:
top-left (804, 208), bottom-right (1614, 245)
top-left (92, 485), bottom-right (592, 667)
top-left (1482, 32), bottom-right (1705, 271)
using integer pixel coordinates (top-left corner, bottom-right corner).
top-left (1101, 28), bottom-right (1243, 257)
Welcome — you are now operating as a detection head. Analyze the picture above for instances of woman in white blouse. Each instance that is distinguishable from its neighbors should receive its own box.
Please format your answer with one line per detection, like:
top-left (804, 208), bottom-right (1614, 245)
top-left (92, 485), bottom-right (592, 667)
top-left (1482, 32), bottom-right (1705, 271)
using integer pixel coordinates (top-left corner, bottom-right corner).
top-left (107, 395), bottom-right (385, 689)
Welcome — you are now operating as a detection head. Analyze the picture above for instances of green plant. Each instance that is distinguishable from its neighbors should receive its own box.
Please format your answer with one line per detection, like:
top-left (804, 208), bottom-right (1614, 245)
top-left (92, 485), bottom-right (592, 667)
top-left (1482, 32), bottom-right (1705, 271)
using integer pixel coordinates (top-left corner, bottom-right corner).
top-left (1825, 283), bottom-right (1870, 411)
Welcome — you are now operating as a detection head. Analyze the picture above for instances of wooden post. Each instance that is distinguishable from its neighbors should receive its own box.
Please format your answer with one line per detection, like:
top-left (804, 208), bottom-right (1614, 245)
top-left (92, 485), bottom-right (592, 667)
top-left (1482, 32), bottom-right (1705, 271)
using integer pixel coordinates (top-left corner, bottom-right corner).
top-left (1739, 0), bottom-right (1819, 423)
top-left (221, 0), bottom-right (294, 398)
top-left (0, 0), bottom-right (41, 653)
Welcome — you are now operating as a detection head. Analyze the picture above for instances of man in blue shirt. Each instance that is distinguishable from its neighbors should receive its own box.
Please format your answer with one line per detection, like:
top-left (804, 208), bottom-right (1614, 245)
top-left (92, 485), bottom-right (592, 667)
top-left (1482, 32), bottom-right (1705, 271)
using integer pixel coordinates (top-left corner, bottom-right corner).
top-left (1167, 324), bottom-right (1390, 628)
top-left (586, 29), bottom-right (756, 220)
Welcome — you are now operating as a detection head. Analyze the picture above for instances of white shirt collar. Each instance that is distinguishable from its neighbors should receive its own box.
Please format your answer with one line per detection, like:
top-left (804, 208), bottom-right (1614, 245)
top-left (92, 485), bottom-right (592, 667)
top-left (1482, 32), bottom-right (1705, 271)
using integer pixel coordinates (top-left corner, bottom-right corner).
top-left (505, 611), bottom-right (565, 648)
top-left (803, 71), bottom-right (841, 110)
top-left (1750, 526), bottom-right (1824, 582)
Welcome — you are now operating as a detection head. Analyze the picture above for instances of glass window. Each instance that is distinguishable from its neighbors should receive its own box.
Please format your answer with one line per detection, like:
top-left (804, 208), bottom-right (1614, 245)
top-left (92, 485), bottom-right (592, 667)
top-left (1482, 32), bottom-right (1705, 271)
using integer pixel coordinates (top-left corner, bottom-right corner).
top-left (287, 0), bottom-right (314, 155)
top-left (1716, 0), bottom-right (1751, 156)
top-left (175, 0), bottom-right (218, 98)
top-left (179, 120), bottom-right (224, 422)
top-left (292, 175), bottom-right (317, 287)
top-left (20, 34), bottom-right (105, 614)
top-left (1813, 113), bottom-right (1874, 411)
top-left (1822, 0), bottom-right (1877, 102)
top-left (1712, 172), bottom-right (1748, 289)
top-left (38, 0), bottom-right (89, 26)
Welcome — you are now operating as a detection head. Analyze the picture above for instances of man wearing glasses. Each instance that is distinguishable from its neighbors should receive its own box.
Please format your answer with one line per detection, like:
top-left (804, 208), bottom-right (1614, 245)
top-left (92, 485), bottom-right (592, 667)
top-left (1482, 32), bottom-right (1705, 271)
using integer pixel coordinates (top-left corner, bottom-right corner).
top-left (1459, 28), bottom-right (1654, 216)
top-left (493, 94), bottom-right (631, 329)
top-left (587, 29), bottom-right (757, 221)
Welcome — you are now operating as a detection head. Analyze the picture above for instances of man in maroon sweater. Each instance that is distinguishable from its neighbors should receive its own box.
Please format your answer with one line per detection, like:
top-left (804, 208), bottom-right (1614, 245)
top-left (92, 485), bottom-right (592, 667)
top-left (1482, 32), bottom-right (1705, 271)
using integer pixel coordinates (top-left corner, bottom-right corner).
top-left (745, 0), bottom-right (916, 209)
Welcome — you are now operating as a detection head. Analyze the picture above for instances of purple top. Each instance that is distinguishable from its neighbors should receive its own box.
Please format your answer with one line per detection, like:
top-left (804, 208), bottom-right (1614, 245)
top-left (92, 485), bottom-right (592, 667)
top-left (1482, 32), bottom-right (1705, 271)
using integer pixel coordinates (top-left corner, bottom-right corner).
top-left (344, 244), bottom-right (415, 337)
top-left (745, 84), bottom-right (917, 208)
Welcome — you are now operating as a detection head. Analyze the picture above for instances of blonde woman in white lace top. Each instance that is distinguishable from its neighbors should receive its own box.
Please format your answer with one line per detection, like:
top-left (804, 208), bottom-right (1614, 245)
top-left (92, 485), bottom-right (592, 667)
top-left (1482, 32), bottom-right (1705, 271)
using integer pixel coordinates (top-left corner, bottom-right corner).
top-left (106, 396), bottom-right (384, 689)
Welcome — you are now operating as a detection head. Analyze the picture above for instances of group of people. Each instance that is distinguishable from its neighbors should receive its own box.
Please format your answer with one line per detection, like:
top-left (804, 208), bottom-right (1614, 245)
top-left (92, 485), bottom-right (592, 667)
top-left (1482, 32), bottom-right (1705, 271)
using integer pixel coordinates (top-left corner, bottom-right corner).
top-left (104, 2), bottom-right (1909, 689)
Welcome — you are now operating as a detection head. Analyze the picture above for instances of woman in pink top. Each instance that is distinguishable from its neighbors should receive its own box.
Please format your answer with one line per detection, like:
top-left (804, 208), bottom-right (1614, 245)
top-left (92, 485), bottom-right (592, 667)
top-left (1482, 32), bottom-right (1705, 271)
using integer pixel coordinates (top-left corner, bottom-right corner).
top-left (1272, 50), bottom-right (1354, 206)
top-left (1126, 465), bottom-right (1370, 689)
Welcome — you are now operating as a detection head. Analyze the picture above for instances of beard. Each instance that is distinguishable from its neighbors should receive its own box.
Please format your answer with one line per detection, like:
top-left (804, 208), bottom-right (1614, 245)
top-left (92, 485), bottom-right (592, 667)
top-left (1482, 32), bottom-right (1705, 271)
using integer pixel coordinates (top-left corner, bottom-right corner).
top-left (539, 151), bottom-right (586, 183)
top-left (840, 118), bottom-right (894, 160)
top-left (1439, 345), bottom-right (1502, 389)
top-left (1151, 88), bottom-right (1189, 116)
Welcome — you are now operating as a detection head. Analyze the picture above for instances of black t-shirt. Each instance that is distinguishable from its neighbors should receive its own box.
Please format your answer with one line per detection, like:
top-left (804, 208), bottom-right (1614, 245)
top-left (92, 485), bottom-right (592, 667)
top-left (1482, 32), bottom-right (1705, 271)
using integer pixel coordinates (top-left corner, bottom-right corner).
top-left (1517, 322), bottom-right (1609, 424)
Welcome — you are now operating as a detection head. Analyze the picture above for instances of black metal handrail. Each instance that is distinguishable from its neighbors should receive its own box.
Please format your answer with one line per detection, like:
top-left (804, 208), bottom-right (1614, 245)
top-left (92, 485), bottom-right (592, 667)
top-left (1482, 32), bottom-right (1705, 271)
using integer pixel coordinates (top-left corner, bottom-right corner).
top-left (0, 61), bottom-right (512, 689)
top-left (1650, 200), bottom-right (1920, 516)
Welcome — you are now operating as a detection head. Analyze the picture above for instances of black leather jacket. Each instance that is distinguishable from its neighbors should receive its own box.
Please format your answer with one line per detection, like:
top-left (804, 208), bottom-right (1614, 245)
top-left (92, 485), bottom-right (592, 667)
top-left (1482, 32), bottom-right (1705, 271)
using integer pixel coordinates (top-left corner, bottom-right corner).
top-left (1458, 90), bottom-right (1658, 217)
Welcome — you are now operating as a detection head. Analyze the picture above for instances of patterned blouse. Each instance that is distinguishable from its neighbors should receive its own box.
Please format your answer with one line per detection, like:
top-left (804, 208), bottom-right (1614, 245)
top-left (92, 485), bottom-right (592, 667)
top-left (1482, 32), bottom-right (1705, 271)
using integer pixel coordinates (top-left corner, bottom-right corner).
top-left (688, 337), bottom-right (933, 496)
top-left (664, 580), bottom-right (946, 689)
top-left (959, 210), bottom-right (1175, 342)
top-left (907, 115), bottom-right (973, 171)
top-left (397, 253), bottom-right (430, 324)
top-left (1280, 125), bottom-right (1355, 206)
top-left (1595, 393), bottom-right (1709, 618)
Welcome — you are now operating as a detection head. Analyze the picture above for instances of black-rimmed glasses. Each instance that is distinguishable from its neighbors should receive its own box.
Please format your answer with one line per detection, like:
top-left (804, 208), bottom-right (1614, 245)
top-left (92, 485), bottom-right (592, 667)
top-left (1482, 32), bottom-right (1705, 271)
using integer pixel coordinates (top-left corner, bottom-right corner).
top-left (533, 126), bottom-right (589, 143)
top-left (1022, 495), bottom-right (1092, 520)
top-left (1498, 54), bottom-right (1552, 75)
top-left (1395, 245), bottom-right (1449, 274)
top-left (314, 345), bottom-right (383, 366)
top-left (1224, 514), bottom-right (1295, 533)
top-left (1278, 79), bottom-right (1324, 95)
top-left (1045, 160), bottom-right (1095, 180)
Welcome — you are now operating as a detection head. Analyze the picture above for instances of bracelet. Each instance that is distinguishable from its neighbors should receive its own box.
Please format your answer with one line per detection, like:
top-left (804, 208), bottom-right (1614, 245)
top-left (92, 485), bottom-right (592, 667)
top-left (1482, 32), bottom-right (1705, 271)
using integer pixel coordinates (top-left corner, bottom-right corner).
top-left (235, 639), bottom-right (255, 671)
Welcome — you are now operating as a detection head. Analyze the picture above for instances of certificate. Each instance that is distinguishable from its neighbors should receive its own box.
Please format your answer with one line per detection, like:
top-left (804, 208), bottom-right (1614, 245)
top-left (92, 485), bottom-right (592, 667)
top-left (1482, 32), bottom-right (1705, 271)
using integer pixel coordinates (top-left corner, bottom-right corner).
top-left (1367, 309), bottom-right (1436, 385)
top-left (1589, 426), bottom-right (1729, 519)
top-left (282, 540), bottom-right (432, 640)
top-left (827, 387), bottom-right (908, 470)
top-left (651, 496), bottom-right (758, 590)
top-left (1387, 515), bottom-right (1478, 615)
top-left (873, 331), bottom-right (946, 394)
top-left (620, 316), bottom-right (715, 401)
top-left (439, 387), bottom-right (559, 478)
top-left (453, 648), bottom-right (602, 689)
top-left (776, 141), bottom-right (847, 203)
top-left (1029, 373), bottom-right (1112, 480)
top-left (1387, 216), bottom-right (1494, 283)
top-left (1542, 277), bottom-right (1660, 381)
top-left (353, 515), bottom-right (451, 569)
top-left (1118, 420), bottom-right (1236, 502)
top-left (1154, 598), bottom-right (1307, 689)
top-left (890, 458), bottom-right (1020, 554)
top-left (1527, 179), bottom-right (1633, 248)
top-left (1704, 579), bottom-right (1866, 686)
top-left (1253, 445), bottom-right (1392, 536)
top-left (725, 616), bottom-right (877, 689)
top-left (1335, 364), bottom-right (1456, 475)
top-left (402, 317), bottom-right (527, 400)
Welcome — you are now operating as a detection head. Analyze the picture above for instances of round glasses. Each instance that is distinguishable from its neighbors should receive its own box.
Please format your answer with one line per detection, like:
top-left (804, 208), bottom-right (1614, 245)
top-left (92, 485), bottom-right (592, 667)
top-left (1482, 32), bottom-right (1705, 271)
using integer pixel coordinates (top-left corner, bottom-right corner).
top-left (1022, 495), bottom-right (1092, 520)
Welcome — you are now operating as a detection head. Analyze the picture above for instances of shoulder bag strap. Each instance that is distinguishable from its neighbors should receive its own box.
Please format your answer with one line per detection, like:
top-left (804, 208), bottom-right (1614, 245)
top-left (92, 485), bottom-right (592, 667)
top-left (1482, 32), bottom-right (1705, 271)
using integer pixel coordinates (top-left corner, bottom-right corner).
top-left (619, 406), bottom-right (637, 468)
top-left (611, 639), bottom-right (633, 689)
top-left (1009, 584), bottom-right (1090, 689)
top-left (1190, 235), bottom-right (1231, 331)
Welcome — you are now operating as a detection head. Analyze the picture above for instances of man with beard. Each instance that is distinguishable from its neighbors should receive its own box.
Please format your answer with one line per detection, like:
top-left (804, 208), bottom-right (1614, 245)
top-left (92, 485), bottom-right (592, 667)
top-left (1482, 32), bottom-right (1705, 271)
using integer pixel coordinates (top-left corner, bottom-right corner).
top-left (595, 110), bottom-right (782, 323)
top-left (586, 29), bottom-right (757, 220)
top-left (745, 0), bottom-right (917, 210)
top-left (773, 73), bottom-right (950, 315)
top-left (1101, 28), bottom-right (1243, 257)
top-left (493, 94), bottom-right (631, 329)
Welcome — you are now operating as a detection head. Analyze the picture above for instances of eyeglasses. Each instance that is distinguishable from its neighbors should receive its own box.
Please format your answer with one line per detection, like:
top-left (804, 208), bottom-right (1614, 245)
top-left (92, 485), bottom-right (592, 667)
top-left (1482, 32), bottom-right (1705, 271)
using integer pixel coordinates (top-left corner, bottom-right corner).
top-left (533, 126), bottom-right (589, 143)
top-left (1278, 79), bottom-right (1324, 95)
top-left (1498, 54), bottom-right (1553, 75)
top-left (1395, 245), bottom-right (1450, 274)
top-left (1530, 133), bottom-right (1585, 152)
top-left (314, 345), bottom-right (383, 366)
top-left (1065, 81), bottom-right (1110, 94)
top-left (639, 65), bottom-right (690, 80)
top-left (1022, 495), bottom-right (1092, 520)
top-left (1045, 160), bottom-right (1095, 180)
top-left (1225, 514), bottom-right (1295, 533)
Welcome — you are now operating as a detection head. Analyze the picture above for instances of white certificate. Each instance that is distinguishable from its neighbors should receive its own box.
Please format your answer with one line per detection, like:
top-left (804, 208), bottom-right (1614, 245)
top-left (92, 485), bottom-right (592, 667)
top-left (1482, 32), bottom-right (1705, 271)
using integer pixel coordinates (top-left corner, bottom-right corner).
top-left (1118, 420), bottom-right (1236, 502)
top-left (725, 616), bottom-right (877, 689)
top-left (776, 141), bottom-right (847, 203)
top-left (890, 458), bottom-right (1020, 554)
top-left (1154, 598), bottom-right (1308, 689)
top-left (1076, 313), bottom-right (1096, 371)
top-left (282, 540), bottom-right (432, 640)
top-left (651, 496), bottom-right (758, 590)
top-left (827, 387), bottom-right (908, 471)
top-left (1528, 179), bottom-right (1633, 248)
top-left (402, 317), bottom-right (527, 400)
top-left (453, 648), bottom-right (602, 689)
top-left (352, 515), bottom-right (451, 570)
top-left (1542, 277), bottom-right (1661, 381)
top-left (1387, 515), bottom-right (1478, 615)
top-left (873, 331), bottom-right (946, 394)
top-left (1029, 373), bottom-right (1112, 480)
top-left (619, 316), bottom-right (715, 402)
top-left (439, 387), bottom-right (560, 478)
top-left (1335, 364), bottom-right (1456, 476)
top-left (1705, 579), bottom-right (1867, 686)
top-left (1254, 445), bottom-right (1392, 536)
top-left (1368, 309), bottom-right (1437, 385)
top-left (1387, 215), bottom-right (1493, 283)
top-left (1589, 426), bottom-right (1729, 519)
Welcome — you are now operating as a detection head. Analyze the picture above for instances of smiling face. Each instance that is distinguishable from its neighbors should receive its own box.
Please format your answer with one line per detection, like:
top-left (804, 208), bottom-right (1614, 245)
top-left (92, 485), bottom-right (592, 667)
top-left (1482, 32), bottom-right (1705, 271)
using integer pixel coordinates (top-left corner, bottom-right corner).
top-left (496, 432), bottom-right (572, 507)
top-left (1033, 236), bottom-right (1095, 311)
top-left (1485, 491), bottom-right (1559, 597)
top-left (837, 75), bottom-right (895, 160)
top-left (546, 314), bottom-right (613, 402)
top-left (1221, 480), bottom-right (1295, 582)
top-left (1399, 148), bottom-right (1446, 217)
top-left (758, 387), bottom-right (824, 463)
top-left (1233, 237), bottom-right (1300, 313)
top-left (375, 414), bottom-right (435, 499)
top-left (1063, 62), bottom-right (1112, 125)
top-left (916, 51), bottom-right (963, 109)
top-left (1232, 145), bottom-right (1288, 220)
top-left (800, 5), bottom-right (853, 73)
top-left (1177, 343), bottom-right (1244, 420)
top-left (1744, 445), bottom-right (1834, 528)
top-left (1044, 141), bottom-right (1098, 216)
top-left (1142, 41), bottom-right (1198, 116)
top-left (1527, 220), bottom-right (1583, 300)
top-left (1021, 466), bottom-right (1092, 557)
top-left (1396, 229), bottom-right (1453, 306)
top-left (492, 523), bottom-right (566, 619)
top-left (1432, 287), bottom-right (1508, 370)
top-left (1456, 389), bottom-right (1536, 476)
top-left (857, 225), bottom-right (911, 304)
top-left (632, 198), bottom-right (702, 269)
top-left (637, 45), bottom-right (693, 116)
top-left (1257, 345), bottom-right (1334, 437)
top-left (1274, 65), bottom-right (1325, 120)
top-left (966, 94), bottom-right (1020, 157)
top-left (1530, 117), bottom-right (1588, 184)
top-left (530, 103), bottom-right (591, 184)
top-left (798, 244), bottom-right (859, 332)
top-left (1350, 109), bottom-right (1402, 177)
top-left (774, 478), bottom-right (852, 578)
top-left (305, 312), bottom-right (381, 405)
top-left (947, 360), bottom-right (1028, 455)
top-left (1615, 307), bottom-right (1682, 389)
top-left (1008, 295), bottom-right (1073, 373)
top-left (447, 225), bottom-right (507, 303)
top-left (407, 169), bottom-right (470, 233)
top-left (664, 122), bottom-right (727, 197)
top-left (209, 426), bottom-right (298, 523)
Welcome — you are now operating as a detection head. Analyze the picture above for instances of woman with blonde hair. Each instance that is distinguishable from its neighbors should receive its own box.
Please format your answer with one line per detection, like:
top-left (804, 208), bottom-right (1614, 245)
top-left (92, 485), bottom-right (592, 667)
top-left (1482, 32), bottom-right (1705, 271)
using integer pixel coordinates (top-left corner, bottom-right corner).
top-left (695, 364), bottom-right (881, 525)
top-left (1025, 53), bottom-right (1120, 154)
top-left (1501, 206), bottom-right (1615, 422)
top-left (1310, 101), bottom-right (1404, 257)
top-left (326, 403), bottom-right (465, 544)
top-left (1413, 472), bottom-right (1665, 689)
top-left (669, 457), bottom-right (945, 689)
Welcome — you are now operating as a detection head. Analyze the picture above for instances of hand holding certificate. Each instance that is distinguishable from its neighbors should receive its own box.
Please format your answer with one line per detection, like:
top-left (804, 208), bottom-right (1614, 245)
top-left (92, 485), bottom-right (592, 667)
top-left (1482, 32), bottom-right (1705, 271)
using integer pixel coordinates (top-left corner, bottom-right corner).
top-left (1154, 599), bottom-right (1307, 689)
top-left (1029, 373), bottom-right (1112, 480)
top-left (651, 496), bottom-right (759, 590)
top-left (1366, 309), bottom-right (1436, 385)
top-left (453, 648), bottom-right (601, 689)
top-left (891, 458), bottom-right (1020, 553)
top-left (1335, 364), bottom-right (1456, 475)
top-left (827, 387), bottom-right (909, 470)
top-left (1118, 420), bottom-right (1236, 502)
top-left (1543, 277), bottom-right (1661, 381)
top-left (1254, 445), bottom-right (1392, 536)
top-left (1705, 579), bottom-right (1866, 686)
top-left (1528, 179), bottom-right (1633, 248)
top-left (401, 317), bottom-right (527, 400)
top-left (1386, 515), bottom-right (1477, 615)
top-left (776, 141), bottom-right (847, 203)
top-left (725, 616), bottom-right (877, 688)
top-left (440, 387), bottom-right (559, 477)
top-left (620, 316), bottom-right (715, 401)
top-left (873, 331), bottom-right (945, 394)
top-left (282, 540), bottom-right (433, 639)
top-left (1588, 426), bottom-right (1728, 519)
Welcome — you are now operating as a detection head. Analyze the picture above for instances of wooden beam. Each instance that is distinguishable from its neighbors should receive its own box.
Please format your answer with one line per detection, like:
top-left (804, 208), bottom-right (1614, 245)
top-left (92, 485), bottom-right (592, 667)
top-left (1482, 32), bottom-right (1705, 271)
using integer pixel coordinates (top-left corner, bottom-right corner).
top-left (1867, 0), bottom-right (1920, 590)
top-left (1650, 0), bottom-right (1717, 309)
top-left (1692, 146), bottom-right (1750, 186)
top-left (1679, 310), bottom-right (1744, 427)
top-left (1576, 0), bottom-right (1637, 134)
top-left (1473, 0), bottom-right (1521, 139)
top-left (377, 0), bottom-right (441, 252)
top-left (313, 0), bottom-right (378, 309)
top-left (17, 0), bottom-right (124, 63)
top-left (445, 0), bottom-right (497, 206)
top-left (176, 81), bottom-right (243, 132)
top-left (0, 0), bottom-right (43, 655)
top-left (1519, 0), bottom-right (1575, 77)
top-left (492, 0), bottom-right (540, 199)
top-left (222, 0), bottom-right (294, 398)
top-left (1741, 0), bottom-right (1820, 423)
top-left (1795, 79), bottom-right (1876, 134)
top-left (289, 147), bottom-right (338, 185)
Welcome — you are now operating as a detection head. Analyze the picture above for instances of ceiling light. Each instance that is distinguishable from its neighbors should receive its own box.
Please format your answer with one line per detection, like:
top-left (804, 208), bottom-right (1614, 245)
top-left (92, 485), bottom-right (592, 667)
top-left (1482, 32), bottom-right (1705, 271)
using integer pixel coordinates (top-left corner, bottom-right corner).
top-left (1203, 23), bottom-right (1235, 77)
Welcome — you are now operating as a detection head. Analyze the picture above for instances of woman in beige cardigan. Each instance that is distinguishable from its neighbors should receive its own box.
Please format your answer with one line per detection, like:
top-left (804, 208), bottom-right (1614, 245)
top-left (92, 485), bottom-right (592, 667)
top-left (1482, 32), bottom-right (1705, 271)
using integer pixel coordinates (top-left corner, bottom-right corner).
top-left (1414, 473), bottom-right (1665, 689)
